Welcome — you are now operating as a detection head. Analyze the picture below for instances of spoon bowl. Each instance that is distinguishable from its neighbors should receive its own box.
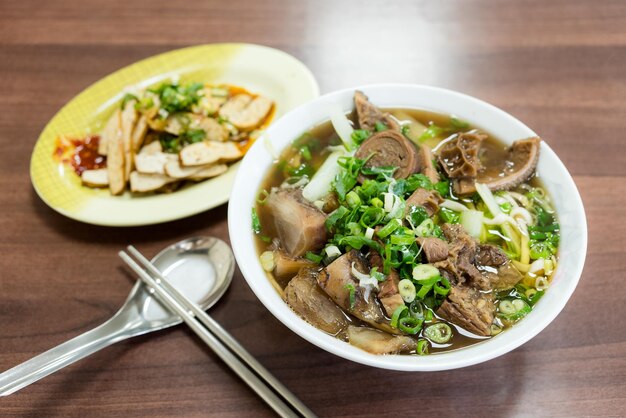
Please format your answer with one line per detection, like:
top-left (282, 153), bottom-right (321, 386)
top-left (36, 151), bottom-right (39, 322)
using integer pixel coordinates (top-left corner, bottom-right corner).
top-left (0, 236), bottom-right (235, 396)
top-left (127, 236), bottom-right (235, 333)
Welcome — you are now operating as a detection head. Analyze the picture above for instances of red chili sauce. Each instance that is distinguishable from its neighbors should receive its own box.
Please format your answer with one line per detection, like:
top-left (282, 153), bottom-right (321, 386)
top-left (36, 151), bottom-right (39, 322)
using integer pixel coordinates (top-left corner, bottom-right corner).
top-left (54, 135), bottom-right (107, 175)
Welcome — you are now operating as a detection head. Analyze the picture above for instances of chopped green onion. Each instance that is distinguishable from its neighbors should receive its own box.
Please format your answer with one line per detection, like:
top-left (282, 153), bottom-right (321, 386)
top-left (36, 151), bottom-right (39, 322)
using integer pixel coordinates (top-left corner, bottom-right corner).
top-left (412, 264), bottom-right (440, 282)
top-left (416, 284), bottom-right (432, 299)
top-left (433, 277), bottom-right (451, 296)
top-left (300, 145), bottom-right (312, 160)
top-left (409, 301), bottom-right (424, 318)
top-left (418, 123), bottom-right (445, 142)
top-left (529, 224), bottom-right (560, 233)
top-left (390, 234), bottom-right (415, 246)
top-left (252, 208), bottom-right (262, 234)
top-left (374, 121), bottom-right (388, 132)
top-left (390, 305), bottom-right (408, 328)
top-left (359, 207), bottom-right (385, 228)
top-left (498, 298), bottom-right (531, 322)
top-left (305, 251), bottom-right (323, 264)
top-left (351, 129), bottom-right (371, 145)
top-left (398, 279), bottom-right (417, 303)
top-left (424, 309), bottom-right (434, 321)
top-left (257, 189), bottom-right (270, 204)
top-left (434, 180), bottom-right (450, 198)
top-left (490, 324), bottom-right (503, 336)
top-left (529, 241), bottom-right (555, 260)
top-left (370, 267), bottom-right (386, 282)
top-left (416, 339), bottom-right (429, 355)
top-left (259, 251), bottom-right (275, 272)
top-left (325, 206), bottom-right (349, 230)
top-left (414, 218), bottom-right (435, 237)
top-left (439, 207), bottom-right (460, 224)
top-left (450, 117), bottom-right (470, 130)
top-left (120, 92), bottom-right (138, 109)
top-left (324, 245), bottom-right (342, 260)
top-left (370, 197), bottom-right (383, 208)
top-left (398, 316), bottom-right (423, 335)
top-left (376, 218), bottom-right (402, 238)
top-left (344, 284), bottom-right (356, 310)
top-left (424, 323), bottom-right (453, 343)
top-left (345, 191), bottom-right (361, 208)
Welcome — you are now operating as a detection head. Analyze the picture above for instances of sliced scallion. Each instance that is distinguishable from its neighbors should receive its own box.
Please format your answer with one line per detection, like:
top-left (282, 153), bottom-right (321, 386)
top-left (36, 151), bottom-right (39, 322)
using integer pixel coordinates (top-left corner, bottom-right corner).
top-left (398, 279), bottom-right (417, 303)
top-left (416, 339), bottom-right (429, 355)
top-left (390, 305), bottom-right (408, 328)
top-left (424, 323), bottom-right (453, 343)
top-left (412, 264), bottom-right (440, 283)
top-left (398, 316), bottom-right (423, 335)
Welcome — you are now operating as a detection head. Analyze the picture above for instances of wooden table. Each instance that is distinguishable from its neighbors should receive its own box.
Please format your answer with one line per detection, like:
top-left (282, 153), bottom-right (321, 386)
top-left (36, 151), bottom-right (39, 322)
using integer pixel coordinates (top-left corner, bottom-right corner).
top-left (1, 0), bottom-right (624, 416)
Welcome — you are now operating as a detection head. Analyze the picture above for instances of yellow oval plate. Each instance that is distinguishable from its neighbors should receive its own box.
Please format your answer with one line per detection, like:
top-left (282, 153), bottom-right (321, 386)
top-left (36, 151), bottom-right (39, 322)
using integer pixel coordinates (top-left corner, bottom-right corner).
top-left (30, 44), bottom-right (319, 226)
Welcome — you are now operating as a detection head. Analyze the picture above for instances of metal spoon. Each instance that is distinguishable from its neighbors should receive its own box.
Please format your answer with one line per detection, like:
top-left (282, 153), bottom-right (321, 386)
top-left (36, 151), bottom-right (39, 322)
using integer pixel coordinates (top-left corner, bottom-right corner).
top-left (0, 236), bottom-right (233, 396)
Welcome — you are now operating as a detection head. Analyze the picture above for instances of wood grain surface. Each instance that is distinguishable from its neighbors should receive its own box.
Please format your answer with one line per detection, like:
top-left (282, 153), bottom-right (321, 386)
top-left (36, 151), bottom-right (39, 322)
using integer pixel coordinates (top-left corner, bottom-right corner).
top-left (1, 0), bottom-right (625, 416)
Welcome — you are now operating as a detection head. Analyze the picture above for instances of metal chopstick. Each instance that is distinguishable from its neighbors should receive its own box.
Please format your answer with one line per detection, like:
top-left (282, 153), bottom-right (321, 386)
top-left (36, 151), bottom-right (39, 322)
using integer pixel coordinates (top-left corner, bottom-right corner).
top-left (125, 246), bottom-right (315, 417)
top-left (119, 249), bottom-right (314, 418)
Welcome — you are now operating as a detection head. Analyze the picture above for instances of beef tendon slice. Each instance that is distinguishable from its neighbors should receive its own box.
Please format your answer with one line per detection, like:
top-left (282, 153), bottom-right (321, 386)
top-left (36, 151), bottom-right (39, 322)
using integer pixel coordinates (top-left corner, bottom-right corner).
top-left (438, 133), bottom-right (541, 195)
top-left (284, 269), bottom-right (350, 337)
top-left (348, 326), bottom-right (416, 355)
top-left (354, 90), bottom-right (400, 131)
top-left (355, 130), bottom-right (420, 181)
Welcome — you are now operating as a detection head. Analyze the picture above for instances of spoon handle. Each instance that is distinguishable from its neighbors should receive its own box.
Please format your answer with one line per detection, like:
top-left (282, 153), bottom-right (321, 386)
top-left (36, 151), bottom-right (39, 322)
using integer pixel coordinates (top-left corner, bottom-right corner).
top-left (0, 312), bottom-right (130, 396)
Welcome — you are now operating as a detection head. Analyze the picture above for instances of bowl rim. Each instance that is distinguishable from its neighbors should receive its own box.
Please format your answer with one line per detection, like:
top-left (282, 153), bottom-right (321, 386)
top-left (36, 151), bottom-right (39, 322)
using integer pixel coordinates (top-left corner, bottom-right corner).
top-left (228, 83), bottom-right (588, 371)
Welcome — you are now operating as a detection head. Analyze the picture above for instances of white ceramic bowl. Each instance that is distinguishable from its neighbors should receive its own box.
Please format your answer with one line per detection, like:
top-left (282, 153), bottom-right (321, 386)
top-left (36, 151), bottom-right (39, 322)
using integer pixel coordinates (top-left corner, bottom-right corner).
top-left (228, 84), bottom-right (587, 371)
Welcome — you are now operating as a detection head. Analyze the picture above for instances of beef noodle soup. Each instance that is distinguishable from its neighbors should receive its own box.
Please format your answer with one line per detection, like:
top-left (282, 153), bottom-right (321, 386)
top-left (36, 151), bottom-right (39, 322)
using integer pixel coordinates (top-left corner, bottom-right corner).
top-left (253, 91), bottom-right (559, 355)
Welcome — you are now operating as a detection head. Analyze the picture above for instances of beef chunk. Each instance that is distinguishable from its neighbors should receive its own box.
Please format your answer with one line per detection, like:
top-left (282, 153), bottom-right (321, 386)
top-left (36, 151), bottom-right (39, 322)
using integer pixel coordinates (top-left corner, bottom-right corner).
top-left (476, 244), bottom-right (508, 267)
top-left (437, 286), bottom-right (495, 336)
top-left (284, 269), bottom-right (350, 337)
top-left (318, 251), bottom-right (399, 334)
top-left (434, 224), bottom-right (489, 290)
top-left (405, 188), bottom-right (443, 217)
top-left (266, 188), bottom-right (327, 257)
top-left (416, 237), bottom-right (449, 262)
top-left (272, 249), bottom-right (316, 286)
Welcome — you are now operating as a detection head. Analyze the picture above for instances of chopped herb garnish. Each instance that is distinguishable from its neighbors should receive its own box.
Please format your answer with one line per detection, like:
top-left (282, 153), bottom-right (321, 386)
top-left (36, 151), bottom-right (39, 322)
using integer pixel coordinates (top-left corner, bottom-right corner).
top-left (344, 284), bottom-right (356, 310)
top-left (450, 117), bottom-right (470, 130)
top-left (179, 128), bottom-right (206, 144)
top-left (351, 129), bottom-right (371, 145)
top-left (121, 93), bottom-right (138, 109)
top-left (252, 208), bottom-right (262, 234)
top-left (305, 251), bottom-right (324, 264)
top-left (149, 81), bottom-right (204, 114)
top-left (374, 121), bottom-right (388, 132)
